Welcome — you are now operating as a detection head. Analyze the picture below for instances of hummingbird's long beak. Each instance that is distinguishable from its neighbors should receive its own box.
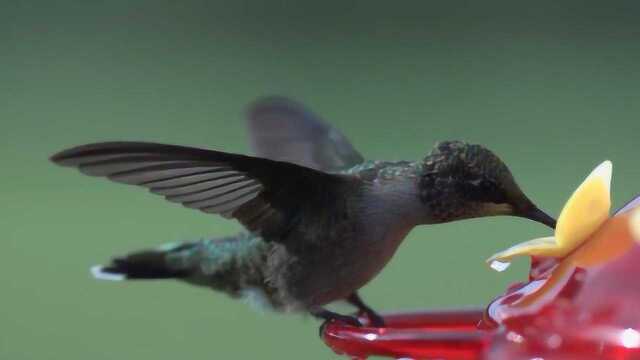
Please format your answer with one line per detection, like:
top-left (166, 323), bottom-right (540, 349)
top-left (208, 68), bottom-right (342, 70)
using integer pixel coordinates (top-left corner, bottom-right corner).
top-left (519, 206), bottom-right (557, 229)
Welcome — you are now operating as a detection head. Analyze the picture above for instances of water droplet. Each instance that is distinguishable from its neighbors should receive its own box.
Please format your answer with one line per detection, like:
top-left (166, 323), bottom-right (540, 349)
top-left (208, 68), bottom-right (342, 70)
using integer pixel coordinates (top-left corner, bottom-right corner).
top-left (490, 260), bottom-right (511, 272)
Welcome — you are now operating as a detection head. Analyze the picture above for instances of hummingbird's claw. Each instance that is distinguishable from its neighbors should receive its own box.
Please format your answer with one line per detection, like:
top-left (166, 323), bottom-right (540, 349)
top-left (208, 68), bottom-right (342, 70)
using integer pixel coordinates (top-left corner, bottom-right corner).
top-left (318, 315), bottom-right (363, 337)
top-left (340, 315), bottom-right (364, 327)
top-left (361, 310), bottom-right (385, 327)
top-left (319, 321), bottom-right (327, 338)
top-left (346, 292), bottom-right (385, 327)
top-left (328, 314), bottom-right (363, 327)
top-left (312, 308), bottom-right (364, 337)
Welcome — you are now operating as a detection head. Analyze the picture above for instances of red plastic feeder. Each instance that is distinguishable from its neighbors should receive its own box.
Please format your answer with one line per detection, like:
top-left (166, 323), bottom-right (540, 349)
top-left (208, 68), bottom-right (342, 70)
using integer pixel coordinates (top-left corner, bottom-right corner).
top-left (322, 195), bottom-right (640, 359)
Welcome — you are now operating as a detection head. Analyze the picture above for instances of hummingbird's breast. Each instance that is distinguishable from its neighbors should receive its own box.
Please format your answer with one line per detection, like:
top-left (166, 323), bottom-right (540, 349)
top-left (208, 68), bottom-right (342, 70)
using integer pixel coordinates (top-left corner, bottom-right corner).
top-left (282, 177), bottom-right (424, 308)
top-left (339, 180), bottom-right (424, 292)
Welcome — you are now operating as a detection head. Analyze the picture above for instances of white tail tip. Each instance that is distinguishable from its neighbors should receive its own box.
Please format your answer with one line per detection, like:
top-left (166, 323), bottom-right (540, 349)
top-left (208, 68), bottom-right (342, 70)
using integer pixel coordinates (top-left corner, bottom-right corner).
top-left (90, 265), bottom-right (125, 281)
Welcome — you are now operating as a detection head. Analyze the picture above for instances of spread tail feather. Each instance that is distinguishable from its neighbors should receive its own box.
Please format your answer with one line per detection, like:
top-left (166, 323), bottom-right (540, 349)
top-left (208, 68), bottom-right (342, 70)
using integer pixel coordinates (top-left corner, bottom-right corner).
top-left (91, 248), bottom-right (190, 281)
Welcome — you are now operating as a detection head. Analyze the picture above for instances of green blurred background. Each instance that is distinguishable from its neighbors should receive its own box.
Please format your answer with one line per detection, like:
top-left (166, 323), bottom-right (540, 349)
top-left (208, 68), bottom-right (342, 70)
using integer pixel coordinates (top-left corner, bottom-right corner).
top-left (2, 1), bottom-right (639, 359)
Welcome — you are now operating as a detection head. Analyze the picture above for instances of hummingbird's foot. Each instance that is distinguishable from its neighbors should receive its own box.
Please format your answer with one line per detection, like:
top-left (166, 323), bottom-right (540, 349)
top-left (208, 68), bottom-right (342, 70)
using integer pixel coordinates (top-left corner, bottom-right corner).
top-left (346, 292), bottom-right (386, 327)
top-left (311, 308), bottom-right (363, 337)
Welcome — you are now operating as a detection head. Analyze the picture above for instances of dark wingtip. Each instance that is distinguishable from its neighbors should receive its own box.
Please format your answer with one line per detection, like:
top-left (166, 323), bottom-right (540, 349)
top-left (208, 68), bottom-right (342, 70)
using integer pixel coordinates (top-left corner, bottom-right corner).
top-left (49, 149), bottom-right (68, 165)
top-left (49, 143), bottom-right (96, 166)
top-left (49, 146), bottom-right (88, 167)
top-left (48, 142), bottom-right (160, 167)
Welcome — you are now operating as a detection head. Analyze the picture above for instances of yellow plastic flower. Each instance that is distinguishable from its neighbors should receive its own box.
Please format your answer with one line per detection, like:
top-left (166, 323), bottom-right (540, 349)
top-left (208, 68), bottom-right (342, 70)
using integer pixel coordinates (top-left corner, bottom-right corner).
top-left (487, 161), bottom-right (613, 271)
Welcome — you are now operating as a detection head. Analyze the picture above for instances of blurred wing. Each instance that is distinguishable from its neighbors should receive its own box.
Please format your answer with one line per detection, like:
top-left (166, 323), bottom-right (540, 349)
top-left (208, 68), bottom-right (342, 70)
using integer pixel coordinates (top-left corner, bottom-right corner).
top-left (51, 141), bottom-right (356, 239)
top-left (247, 96), bottom-right (365, 172)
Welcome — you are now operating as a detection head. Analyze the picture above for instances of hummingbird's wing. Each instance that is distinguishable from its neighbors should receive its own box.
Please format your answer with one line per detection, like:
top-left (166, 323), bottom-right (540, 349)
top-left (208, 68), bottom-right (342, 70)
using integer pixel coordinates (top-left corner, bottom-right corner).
top-left (51, 142), bottom-right (358, 238)
top-left (246, 96), bottom-right (365, 172)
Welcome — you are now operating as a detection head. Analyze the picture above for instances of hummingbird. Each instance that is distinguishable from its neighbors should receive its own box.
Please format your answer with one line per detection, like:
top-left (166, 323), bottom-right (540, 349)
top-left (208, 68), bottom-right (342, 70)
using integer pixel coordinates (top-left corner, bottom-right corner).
top-left (50, 96), bottom-right (556, 328)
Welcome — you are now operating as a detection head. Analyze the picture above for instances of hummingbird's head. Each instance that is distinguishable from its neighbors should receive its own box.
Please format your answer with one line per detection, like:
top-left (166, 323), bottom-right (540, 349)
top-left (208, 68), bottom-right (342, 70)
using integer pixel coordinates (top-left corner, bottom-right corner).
top-left (418, 141), bottom-right (556, 228)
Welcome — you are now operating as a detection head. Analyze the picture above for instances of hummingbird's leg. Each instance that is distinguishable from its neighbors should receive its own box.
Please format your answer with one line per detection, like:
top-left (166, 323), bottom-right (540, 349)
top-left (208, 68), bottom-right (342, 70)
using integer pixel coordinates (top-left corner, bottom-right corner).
top-left (346, 292), bottom-right (385, 327)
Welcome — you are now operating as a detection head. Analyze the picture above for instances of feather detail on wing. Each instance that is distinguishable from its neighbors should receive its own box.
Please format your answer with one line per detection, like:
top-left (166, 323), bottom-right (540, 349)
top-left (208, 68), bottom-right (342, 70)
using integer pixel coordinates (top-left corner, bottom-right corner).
top-left (51, 141), bottom-right (357, 239)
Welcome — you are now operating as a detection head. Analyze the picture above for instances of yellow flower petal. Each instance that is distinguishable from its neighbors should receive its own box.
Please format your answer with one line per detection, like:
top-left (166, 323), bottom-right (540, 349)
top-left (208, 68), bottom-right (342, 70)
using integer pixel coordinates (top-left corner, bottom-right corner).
top-left (555, 160), bottom-right (612, 252)
top-left (571, 213), bottom-right (635, 268)
top-left (487, 237), bottom-right (560, 271)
